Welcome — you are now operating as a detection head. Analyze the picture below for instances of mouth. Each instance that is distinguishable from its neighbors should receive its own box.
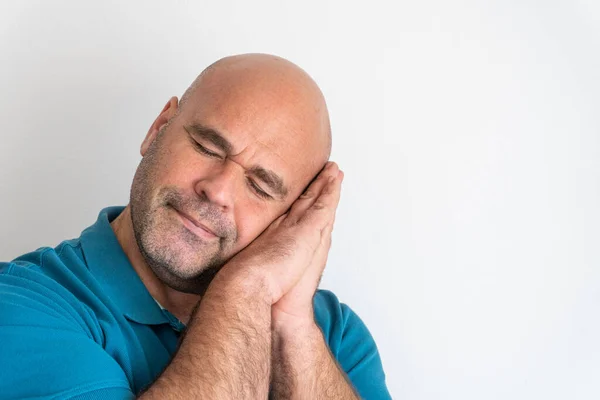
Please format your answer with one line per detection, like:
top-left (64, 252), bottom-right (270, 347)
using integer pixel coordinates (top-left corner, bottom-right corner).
top-left (170, 205), bottom-right (219, 240)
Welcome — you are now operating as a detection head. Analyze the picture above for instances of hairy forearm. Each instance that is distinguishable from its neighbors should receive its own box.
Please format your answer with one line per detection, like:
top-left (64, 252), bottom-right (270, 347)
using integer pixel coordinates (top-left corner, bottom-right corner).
top-left (140, 269), bottom-right (272, 399)
top-left (270, 319), bottom-right (359, 400)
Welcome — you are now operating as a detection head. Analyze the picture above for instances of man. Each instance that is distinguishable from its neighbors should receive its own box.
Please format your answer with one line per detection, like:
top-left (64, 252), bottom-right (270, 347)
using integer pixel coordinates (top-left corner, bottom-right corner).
top-left (0, 54), bottom-right (391, 399)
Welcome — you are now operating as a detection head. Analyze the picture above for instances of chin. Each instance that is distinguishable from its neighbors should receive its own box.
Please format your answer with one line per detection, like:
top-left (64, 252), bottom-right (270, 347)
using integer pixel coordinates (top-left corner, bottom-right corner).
top-left (145, 252), bottom-right (225, 295)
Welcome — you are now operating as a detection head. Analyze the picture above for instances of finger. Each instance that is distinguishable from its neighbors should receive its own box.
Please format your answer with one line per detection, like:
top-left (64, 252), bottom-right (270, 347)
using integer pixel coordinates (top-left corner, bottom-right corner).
top-left (301, 215), bottom-right (336, 292)
top-left (330, 170), bottom-right (343, 228)
top-left (298, 169), bottom-right (343, 229)
top-left (287, 162), bottom-right (339, 223)
top-left (279, 219), bottom-right (335, 307)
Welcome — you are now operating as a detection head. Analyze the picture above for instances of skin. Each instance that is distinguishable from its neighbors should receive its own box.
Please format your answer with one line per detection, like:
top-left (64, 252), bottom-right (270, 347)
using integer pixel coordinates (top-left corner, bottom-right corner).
top-left (111, 53), bottom-right (358, 398)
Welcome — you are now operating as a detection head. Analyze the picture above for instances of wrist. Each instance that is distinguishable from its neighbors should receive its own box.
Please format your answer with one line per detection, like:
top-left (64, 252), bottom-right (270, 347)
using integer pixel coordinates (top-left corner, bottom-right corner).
top-left (271, 317), bottom-right (328, 384)
top-left (209, 261), bottom-right (273, 305)
top-left (272, 313), bottom-right (321, 341)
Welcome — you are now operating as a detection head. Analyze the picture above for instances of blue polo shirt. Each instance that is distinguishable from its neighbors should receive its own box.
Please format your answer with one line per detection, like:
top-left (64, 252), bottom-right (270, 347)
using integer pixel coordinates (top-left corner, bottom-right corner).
top-left (0, 207), bottom-right (391, 399)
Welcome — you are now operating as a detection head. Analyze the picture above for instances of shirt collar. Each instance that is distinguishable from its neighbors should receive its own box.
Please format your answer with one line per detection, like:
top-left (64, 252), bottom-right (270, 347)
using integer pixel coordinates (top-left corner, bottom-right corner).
top-left (79, 206), bottom-right (169, 326)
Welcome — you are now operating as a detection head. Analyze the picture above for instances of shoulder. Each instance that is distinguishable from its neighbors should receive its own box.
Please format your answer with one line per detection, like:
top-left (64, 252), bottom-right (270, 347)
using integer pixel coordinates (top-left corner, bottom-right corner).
top-left (7, 238), bottom-right (87, 278)
top-left (2, 238), bottom-right (87, 300)
top-left (0, 240), bottom-right (101, 339)
top-left (0, 245), bottom-right (132, 399)
top-left (313, 289), bottom-right (368, 349)
top-left (313, 289), bottom-right (347, 344)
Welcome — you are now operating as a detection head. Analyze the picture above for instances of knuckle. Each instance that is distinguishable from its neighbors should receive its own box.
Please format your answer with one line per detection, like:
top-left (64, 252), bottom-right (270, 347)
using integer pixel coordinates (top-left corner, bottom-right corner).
top-left (312, 201), bottom-right (328, 211)
top-left (323, 181), bottom-right (337, 194)
top-left (281, 216), bottom-right (298, 228)
top-left (300, 190), bottom-right (315, 199)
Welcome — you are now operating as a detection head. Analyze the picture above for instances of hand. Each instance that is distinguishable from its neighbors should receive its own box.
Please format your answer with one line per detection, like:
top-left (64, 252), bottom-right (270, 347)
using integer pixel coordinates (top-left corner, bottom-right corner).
top-left (272, 164), bottom-right (344, 326)
top-left (221, 162), bottom-right (343, 308)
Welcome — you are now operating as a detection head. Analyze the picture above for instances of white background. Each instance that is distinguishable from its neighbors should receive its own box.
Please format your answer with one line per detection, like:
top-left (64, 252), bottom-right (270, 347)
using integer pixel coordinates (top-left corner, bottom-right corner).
top-left (1, 1), bottom-right (599, 399)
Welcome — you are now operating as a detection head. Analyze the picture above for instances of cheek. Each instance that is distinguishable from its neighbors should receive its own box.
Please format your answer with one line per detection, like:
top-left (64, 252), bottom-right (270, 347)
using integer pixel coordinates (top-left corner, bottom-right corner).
top-left (152, 138), bottom-right (208, 187)
top-left (233, 202), bottom-right (281, 247)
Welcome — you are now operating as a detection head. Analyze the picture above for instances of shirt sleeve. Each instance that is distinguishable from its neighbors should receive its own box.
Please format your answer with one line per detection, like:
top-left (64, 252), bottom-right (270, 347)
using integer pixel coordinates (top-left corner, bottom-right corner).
top-left (0, 262), bottom-right (135, 400)
top-left (314, 290), bottom-right (393, 399)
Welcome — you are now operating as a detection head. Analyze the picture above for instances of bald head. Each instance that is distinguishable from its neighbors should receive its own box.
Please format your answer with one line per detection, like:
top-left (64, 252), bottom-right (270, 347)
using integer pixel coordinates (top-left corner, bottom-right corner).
top-left (179, 53), bottom-right (331, 161)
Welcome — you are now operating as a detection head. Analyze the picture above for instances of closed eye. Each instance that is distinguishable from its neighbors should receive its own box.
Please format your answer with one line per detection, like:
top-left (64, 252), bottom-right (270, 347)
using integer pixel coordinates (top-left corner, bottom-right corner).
top-left (247, 178), bottom-right (272, 199)
top-left (192, 140), bottom-right (222, 159)
top-left (188, 133), bottom-right (272, 200)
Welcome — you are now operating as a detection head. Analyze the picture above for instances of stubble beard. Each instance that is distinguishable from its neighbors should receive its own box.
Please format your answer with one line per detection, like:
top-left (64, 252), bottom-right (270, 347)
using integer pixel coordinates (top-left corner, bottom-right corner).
top-left (128, 130), bottom-right (236, 295)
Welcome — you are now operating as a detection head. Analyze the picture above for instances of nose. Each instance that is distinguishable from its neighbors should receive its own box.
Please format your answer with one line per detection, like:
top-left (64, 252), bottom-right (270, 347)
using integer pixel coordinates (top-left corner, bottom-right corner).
top-left (193, 160), bottom-right (239, 212)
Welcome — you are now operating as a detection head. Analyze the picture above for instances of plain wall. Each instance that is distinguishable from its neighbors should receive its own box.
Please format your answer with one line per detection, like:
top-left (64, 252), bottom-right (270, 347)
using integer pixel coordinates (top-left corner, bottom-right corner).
top-left (1, 1), bottom-right (599, 399)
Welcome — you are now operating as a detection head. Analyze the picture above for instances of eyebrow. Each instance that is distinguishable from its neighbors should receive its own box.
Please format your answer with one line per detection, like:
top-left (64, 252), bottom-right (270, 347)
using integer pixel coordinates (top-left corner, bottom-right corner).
top-left (250, 166), bottom-right (288, 198)
top-left (185, 123), bottom-right (289, 199)
top-left (185, 123), bottom-right (233, 154)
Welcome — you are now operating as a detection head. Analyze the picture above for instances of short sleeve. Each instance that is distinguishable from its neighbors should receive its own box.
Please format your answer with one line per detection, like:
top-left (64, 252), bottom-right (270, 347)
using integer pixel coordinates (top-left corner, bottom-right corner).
top-left (0, 263), bottom-right (135, 399)
top-left (338, 303), bottom-right (392, 399)
top-left (314, 290), bottom-right (392, 399)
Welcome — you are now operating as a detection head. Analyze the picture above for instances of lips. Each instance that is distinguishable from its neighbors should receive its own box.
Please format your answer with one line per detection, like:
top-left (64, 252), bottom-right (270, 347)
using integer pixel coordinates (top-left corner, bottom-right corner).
top-left (171, 206), bottom-right (219, 238)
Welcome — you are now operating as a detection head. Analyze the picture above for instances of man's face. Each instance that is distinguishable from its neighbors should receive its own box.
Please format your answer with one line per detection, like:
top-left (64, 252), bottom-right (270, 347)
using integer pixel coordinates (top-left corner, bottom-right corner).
top-left (129, 81), bottom-right (328, 294)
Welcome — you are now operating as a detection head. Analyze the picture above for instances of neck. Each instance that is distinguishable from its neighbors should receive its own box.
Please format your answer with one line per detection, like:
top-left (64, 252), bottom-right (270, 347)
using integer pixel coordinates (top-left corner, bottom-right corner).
top-left (110, 205), bottom-right (200, 324)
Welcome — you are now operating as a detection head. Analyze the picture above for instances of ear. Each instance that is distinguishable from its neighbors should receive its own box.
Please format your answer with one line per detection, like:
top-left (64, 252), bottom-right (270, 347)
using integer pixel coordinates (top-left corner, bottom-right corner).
top-left (141, 96), bottom-right (179, 156)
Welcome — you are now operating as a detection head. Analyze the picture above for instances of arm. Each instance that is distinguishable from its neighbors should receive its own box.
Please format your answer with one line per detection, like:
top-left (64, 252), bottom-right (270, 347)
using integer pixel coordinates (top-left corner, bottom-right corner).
top-left (139, 269), bottom-right (272, 399)
top-left (268, 165), bottom-right (359, 398)
top-left (270, 317), bottom-right (359, 399)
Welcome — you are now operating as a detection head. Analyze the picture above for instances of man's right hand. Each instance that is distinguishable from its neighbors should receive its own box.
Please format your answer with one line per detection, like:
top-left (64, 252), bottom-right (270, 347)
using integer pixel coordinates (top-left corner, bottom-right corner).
top-left (218, 161), bottom-right (343, 305)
